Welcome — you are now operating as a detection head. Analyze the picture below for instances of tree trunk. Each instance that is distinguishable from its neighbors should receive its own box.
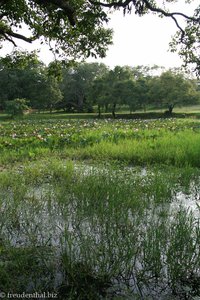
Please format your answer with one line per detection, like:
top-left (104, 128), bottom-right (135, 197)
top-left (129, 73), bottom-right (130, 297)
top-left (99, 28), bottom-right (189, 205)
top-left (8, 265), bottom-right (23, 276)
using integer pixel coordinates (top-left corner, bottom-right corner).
top-left (98, 104), bottom-right (101, 118)
top-left (104, 103), bottom-right (108, 113)
top-left (168, 104), bottom-right (174, 115)
top-left (112, 103), bottom-right (116, 118)
top-left (49, 104), bottom-right (53, 114)
top-left (77, 95), bottom-right (84, 112)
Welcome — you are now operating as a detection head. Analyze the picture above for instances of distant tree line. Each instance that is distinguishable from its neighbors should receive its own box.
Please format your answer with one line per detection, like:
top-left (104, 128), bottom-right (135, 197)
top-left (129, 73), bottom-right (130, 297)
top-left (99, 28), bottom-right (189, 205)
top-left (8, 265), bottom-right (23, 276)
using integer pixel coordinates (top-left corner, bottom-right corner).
top-left (0, 51), bottom-right (200, 116)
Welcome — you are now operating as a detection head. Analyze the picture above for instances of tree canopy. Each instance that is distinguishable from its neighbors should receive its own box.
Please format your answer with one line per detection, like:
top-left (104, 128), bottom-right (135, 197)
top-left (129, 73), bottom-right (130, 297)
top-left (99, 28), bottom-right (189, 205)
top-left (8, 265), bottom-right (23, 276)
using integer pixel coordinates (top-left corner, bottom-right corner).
top-left (149, 70), bottom-right (200, 113)
top-left (0, 1), bottom-right (199, 73)
top-left (0, 0), bottom-right (113, 59)
top-left (0, 52), bottom-right (199, 115)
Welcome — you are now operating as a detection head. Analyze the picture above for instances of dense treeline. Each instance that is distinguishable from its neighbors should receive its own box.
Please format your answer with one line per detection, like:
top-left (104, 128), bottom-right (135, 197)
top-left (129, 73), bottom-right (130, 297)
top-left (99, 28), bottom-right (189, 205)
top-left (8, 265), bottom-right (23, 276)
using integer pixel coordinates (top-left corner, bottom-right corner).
top-left (0, 51), bottom-right (200, 116)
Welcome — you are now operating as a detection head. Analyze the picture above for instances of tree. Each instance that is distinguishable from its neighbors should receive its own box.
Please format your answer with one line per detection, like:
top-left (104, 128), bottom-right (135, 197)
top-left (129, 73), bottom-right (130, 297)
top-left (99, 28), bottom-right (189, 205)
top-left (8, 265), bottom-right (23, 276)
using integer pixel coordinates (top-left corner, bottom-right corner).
top-left (89, 76), bottom-right (110, 117)
top-left (107, 66), bottom-right (135, 117)
top-left (89, 65), bottom-right (136, 117)
top-left (116, 79), bottom-right (139, 114)
top-left (0, 50), bottom-right (63, 112)
top-left (131, 65), bottom-right (165, 79)
top-left (170, 8), bottom-right (200, 76)
top-left (40, 76), bottom-right (63, 113)
top-left (0, 50), bottom-right (45, 109)
top-left (0, 0), bottom-right (112, 60)
top-left (0, 1), bottom-right (199, 72)
top-left (133, 77), bottom-right (151, 112)
top-left (60, 62), bottom-right (108, 112)
top-left (149, 70), bottom-right (200, 114)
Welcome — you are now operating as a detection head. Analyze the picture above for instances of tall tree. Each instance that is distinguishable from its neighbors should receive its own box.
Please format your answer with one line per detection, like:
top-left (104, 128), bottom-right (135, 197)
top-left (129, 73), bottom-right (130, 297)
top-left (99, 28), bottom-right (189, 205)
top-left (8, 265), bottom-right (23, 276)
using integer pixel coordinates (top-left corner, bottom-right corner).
top-left (89, 76), bottom-right (111, 117)
top-left (115, 79), bottom-right (139, 114)
top-left (107, 66), bottom-right (135, 117)
top-left (0, 50), bottom-right (44, 109)
top-left (89, 65), bottom-right (135, 117)
top-left (149, 70), bottom-right (200, 114)
top-left (60, 62), bottom-right (108, 112)
top-left (41, 76), bottom-right (63, 113)
top-left (133, 77), bottom-right (151, 112)
top-left (0, 50), bottom-right (63, 111)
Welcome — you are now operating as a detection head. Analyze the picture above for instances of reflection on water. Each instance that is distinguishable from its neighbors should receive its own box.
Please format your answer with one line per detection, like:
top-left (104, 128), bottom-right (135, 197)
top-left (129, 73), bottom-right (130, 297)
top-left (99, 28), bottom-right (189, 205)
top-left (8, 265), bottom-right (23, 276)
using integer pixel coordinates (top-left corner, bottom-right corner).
top-left (171, 190), bottom-right (200, 218)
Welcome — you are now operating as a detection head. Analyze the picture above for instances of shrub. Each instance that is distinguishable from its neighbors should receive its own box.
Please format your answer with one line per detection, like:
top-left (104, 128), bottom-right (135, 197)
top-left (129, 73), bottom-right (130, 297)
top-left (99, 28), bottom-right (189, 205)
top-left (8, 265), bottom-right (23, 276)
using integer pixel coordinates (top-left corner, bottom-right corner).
top-left (5, 98), bottom-right (30, 117)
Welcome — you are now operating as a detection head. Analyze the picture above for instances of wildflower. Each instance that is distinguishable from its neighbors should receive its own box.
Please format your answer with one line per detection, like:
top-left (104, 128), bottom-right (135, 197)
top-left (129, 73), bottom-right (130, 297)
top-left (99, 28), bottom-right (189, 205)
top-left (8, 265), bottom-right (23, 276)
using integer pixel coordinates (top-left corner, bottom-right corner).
top-left (37, 134), bottom-right (43, 140)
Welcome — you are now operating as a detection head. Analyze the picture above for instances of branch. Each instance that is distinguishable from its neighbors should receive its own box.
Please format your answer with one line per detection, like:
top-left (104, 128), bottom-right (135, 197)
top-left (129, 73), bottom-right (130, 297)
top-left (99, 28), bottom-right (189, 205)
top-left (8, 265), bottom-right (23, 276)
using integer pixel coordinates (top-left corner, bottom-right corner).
top-left (89, 0), bottom-right (200, 23)
top-left (142, 0), bottom-right (200, 41)
top-left (0, 28), bottom-right (33, 44)
top-left (6, 30), bottom-right (33, 43)
top-left (142, 0), bottom-right (200, 23)
top-left (2, 33), bottom-right (17, 46)
top-left (33, 0), bottom-right (76, 25)
top-left (89, 0), bottom-right (132, 8)
top-left (171, 15), bottom-right (185, 41)
top-left (89, 0), bottom-right (200, 41)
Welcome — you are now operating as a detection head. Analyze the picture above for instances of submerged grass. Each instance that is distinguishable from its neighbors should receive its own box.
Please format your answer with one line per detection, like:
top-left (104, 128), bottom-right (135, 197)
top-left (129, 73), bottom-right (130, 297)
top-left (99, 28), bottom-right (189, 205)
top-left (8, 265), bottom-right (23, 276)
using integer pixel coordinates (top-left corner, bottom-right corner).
top-left (1, 158), bottom-right (200, 298)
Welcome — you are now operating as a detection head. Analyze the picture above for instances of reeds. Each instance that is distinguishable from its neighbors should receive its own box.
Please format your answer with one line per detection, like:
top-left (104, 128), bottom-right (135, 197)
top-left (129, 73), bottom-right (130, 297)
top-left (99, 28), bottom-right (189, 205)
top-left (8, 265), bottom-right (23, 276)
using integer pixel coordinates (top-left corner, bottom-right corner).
top-left (1, 160), bottom-right (200, 298)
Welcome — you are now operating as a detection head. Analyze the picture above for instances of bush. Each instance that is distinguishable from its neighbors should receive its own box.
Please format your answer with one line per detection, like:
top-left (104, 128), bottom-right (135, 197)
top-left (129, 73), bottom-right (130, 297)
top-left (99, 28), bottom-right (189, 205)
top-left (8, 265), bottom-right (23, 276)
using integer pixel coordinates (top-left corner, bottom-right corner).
top-left (5, 98), bottom-right (30, 117)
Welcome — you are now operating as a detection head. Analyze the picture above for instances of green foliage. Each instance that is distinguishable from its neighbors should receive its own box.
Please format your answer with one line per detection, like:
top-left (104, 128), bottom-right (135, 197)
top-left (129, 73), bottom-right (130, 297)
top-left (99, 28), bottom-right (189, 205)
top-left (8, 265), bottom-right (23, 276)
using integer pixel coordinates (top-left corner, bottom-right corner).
top-left (60, 62), bottom-right (108, 112)
top-left (90, 66), bottom-right (200, 116)
top-left (41, 76), bottom-right (63, 113)
top-left (0, 50), bottom-right (199, 115)
top-left (0, 51), bottom-right (63, 112)
top-left (0, 0), bottom-right (113, 60)
top-left (90, 66), bottom-right (137, 116)
top-left (0, 1), bottom-right (199, 73)
top-left (149, 70), bottom-right (200, 113)
top-left (4, 98), bottom-right (29, 117)
top-left (1, 117), bottom-right (200, 167)
top-left (0, 51), bottom-right (45, 109)
top-left (0, 50), bottom-right (41, 69)
top-left (170, 11), bottom-right (200, 75)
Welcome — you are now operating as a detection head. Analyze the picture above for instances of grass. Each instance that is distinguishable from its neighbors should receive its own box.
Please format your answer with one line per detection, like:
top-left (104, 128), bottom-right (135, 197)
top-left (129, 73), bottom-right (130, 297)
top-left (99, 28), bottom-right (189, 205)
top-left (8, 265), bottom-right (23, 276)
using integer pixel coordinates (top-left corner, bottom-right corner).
top-left (2, 103), bottom-right (200, 122)
top-left (1, 160), bottom-right (200, 298)
top-left (67, 129), bottom-right (200, 166)
top-left (1, 117), bottom-right (200, 167)
top-left (1, 114), bottom-right (200, 298)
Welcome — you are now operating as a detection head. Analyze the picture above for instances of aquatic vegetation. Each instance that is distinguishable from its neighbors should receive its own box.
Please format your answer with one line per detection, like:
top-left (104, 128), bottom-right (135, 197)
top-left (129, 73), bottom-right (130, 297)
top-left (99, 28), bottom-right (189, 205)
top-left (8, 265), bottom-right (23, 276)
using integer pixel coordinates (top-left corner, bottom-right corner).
top-left (1, 159), bottom-right (200, 298)
top-left (1, 117), bottom-right (200, 298)
top-left (1, 118), bottom-right (200, 166)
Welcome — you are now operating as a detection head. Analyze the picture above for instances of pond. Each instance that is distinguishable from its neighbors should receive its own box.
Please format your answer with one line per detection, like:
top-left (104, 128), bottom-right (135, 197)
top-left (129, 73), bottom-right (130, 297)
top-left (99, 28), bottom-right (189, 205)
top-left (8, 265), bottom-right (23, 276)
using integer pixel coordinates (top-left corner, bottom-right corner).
top-left (1, 161), bottom-right (200, 299)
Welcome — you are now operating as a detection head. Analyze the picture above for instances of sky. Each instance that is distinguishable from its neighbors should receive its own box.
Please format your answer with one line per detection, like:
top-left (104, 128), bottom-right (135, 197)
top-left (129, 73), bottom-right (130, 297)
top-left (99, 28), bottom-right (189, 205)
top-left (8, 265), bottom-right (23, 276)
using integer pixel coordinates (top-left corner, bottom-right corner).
top-left (0, 1), bottom-right (198, 69)
top-left (87, 11), bottom-right (182, 69)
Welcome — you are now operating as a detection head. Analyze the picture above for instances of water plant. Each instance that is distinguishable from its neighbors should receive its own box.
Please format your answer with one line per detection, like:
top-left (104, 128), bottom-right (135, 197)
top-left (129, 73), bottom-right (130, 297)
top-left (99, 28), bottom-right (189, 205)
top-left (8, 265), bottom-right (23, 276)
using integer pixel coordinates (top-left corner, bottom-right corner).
top-left (1, 158), bottom-right (200, 298)
top-left (1, 117), bottom-right (200, 298)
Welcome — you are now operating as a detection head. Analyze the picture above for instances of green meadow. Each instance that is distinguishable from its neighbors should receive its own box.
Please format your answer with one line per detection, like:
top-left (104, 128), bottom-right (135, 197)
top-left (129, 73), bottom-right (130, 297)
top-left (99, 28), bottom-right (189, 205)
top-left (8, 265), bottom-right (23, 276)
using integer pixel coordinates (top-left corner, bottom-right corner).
top-left (1, 114), bottom-right (200, 299)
